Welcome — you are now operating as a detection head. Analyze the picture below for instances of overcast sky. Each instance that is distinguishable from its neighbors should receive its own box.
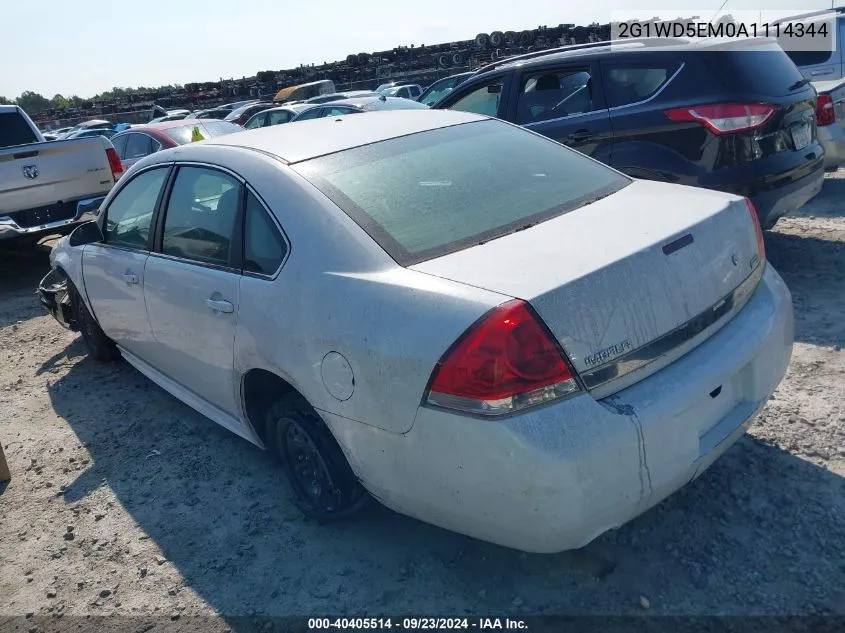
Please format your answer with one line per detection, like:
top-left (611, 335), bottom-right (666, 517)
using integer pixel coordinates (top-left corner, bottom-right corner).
top-left (2, 0), bottom-right (830, 98)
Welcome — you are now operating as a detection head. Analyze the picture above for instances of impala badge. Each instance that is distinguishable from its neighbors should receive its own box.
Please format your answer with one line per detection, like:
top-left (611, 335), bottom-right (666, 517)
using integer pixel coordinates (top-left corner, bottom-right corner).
top-left (22, 165), bottom-right (39, 179)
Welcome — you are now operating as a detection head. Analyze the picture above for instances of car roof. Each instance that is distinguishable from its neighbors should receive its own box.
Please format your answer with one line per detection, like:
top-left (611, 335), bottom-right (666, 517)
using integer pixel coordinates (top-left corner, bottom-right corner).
top-left (205, 109), bottom-right (483, 163)
top-left (467, 36), bottom-right (773, 78)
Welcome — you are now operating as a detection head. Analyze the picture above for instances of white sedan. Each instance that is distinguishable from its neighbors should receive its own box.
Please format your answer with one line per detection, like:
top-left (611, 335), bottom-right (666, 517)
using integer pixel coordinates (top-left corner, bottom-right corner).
top-left (37, 110), bottom-right (793, 553)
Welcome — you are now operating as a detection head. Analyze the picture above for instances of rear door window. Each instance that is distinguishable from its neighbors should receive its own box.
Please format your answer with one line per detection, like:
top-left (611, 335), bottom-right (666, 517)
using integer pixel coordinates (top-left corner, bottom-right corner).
top-left (111, 134), bottom-right (129, 158)
top-left (601, 63), bottom-right (679, 108)
top-left (161, 167), bottom-right (242, 267)
top-left (124, 134), bottom-right (155, 160)
top-left (243, 191), bottom-right (287, 276)
top-left (267, 110), bottom-right (293, 125)
top-left (294, 107), bottom-right (323, 121)
top-left (245, 112), bottom-right (268, 129)
top-left (516, 68), bottom-right (593, 123)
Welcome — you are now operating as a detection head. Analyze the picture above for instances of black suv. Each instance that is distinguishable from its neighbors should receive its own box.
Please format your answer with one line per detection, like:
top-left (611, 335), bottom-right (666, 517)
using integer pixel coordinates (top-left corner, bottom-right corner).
top-left (434, 38), bottom-right (824, 228)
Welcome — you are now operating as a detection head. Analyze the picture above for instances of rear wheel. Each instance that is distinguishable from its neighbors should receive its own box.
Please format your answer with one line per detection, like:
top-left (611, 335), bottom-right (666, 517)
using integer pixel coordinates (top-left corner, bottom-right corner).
top-left (265, 393), bottom-right (368, 521)
top-left (70, 283), bottom-right (119, 362)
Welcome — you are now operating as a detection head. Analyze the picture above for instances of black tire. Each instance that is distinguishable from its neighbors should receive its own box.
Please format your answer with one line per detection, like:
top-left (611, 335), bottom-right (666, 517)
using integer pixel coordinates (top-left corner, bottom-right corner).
top-left (69, 283), bottom-right (119, 362)
top-left (265, 393), bottom-right (368, 521)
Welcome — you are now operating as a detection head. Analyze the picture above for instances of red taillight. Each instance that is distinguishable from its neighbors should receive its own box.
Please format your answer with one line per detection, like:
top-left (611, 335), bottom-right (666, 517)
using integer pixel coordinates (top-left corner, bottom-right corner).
top-left (816, 94), bottom-right (836, 126)
top-left (665, 103), bottom-right (778, 135)
top-left (105, 147), bottom-right (124, 181)
top-left (745, 198), bottom-right (766, 264)
top-left (425, 299), bottom-right (579, 416)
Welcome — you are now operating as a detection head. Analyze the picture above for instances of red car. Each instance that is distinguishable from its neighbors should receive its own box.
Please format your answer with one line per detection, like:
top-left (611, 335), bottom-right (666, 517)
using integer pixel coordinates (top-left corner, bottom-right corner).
top-left (109, 119), bottom-right (243, 174)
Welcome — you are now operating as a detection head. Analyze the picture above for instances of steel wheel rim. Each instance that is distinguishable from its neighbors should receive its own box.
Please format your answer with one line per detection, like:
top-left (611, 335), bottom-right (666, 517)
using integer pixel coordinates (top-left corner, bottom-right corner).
top-left (283, 420), bottom-right (342, 513)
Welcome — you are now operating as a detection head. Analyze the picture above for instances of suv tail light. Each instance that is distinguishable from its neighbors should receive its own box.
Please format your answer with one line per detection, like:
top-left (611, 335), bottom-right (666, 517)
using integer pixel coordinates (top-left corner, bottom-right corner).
top-left (105, 147), bottom-right (124, 181)
top-left (745, 198), bottom-right (766, 264)
top-left (816, 94), bottom-right (836, 126)
top-left (425, 300), bottom-right (580, 416)
top-left (665, 103), bottom-right (778, 135)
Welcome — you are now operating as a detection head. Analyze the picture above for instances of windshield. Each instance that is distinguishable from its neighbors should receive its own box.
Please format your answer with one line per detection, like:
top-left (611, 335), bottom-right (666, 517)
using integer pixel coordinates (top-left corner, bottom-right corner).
top-left (293, 119), bottom-right (629, 265)
top-left (419, 76), bottom-right (466, 106)
top-left (163, 121), bottom-right (242, 144)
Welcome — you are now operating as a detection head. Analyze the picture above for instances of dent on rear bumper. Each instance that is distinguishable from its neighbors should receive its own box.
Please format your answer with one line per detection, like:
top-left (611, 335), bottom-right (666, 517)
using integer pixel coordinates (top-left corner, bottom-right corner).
top-left (324, 266), bottom-right (793, 553)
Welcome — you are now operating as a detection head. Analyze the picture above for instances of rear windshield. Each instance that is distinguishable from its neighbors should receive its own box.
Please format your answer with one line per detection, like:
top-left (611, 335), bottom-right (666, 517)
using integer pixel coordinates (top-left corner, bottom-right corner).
top-left (163, 121), bottom-right (242, 144)
top-left (293, 119), bottom-right (629, 265)
top-left (0, 112), bottom-right (39, 148)
top-left (709, 45), bottom-right (807, 96)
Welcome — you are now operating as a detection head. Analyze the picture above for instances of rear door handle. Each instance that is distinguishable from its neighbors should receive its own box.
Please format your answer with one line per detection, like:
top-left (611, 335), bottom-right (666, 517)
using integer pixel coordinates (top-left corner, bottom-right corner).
top-left (810, 70), bottom-right (830, 76)
top-left (205, 298), bottom-right (234, 314)
top-left (122, 273), bottom-right (139, 285)
top-left (567, 129), bottom-right (591, 142)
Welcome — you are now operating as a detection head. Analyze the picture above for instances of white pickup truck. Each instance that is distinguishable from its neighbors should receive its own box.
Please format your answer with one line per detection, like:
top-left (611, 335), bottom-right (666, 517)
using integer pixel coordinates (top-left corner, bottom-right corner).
top-left (0, 105), bottom-right (123, 248)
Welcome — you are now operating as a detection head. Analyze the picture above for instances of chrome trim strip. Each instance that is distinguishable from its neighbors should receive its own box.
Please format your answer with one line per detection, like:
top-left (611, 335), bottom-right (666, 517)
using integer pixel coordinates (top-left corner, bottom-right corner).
top-left (581, 264), bottom-right (764, 391)
top-left (0, 195), bottom-right (106, 236)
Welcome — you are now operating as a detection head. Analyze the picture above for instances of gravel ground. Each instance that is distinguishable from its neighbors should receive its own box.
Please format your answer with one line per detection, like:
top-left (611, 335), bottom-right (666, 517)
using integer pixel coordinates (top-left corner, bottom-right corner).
top-left (0, 173), bottom-right (843, 629)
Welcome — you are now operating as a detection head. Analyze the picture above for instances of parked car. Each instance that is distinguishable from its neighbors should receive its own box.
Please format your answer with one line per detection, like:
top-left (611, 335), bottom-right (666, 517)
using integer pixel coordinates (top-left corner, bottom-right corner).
top-left (776, 7), bottom-right (845, 81)
top-left (290, 95), bottom-right (429, 121)
top-left (305, 91), bottom-right (381, 104)
top-left (110, 119), bottom-right (242, 173)
top-left (149, 114), bottom-right (190, 123)
top-left (65, 128), bottom-right (116, 139)
top-left (375, 81), bottom-right (420, 96)
top-left (223, 99), bottom-right (260, 111)
top-left (243, 105), bottom-right (315, 129)
top-left (224, 102), bottom-right (276, 126)
top-left (38, 110), bottom-right (792, 553)
top-left (813, 79), bottom-right (845, 170)
top-left (194, 108), bottom-right (231, 120)
top-left (0, 105), bottom-right (122, 249)
top-left (53, 126), bottom-right (73, 137)
top-left (435, 37), bottom-right (825, 229)
top-left (62, 119), bottom-right (112, 137)
top-left (382, 84), bottom-right (423, 99)
top-left (417, 72), bottom-right (473, 106)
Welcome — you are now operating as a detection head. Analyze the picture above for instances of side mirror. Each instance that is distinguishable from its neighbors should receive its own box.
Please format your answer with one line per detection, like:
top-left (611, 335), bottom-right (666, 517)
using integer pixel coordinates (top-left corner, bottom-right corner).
top-left (487, 84), bottom-right (502, 94)
top-left (68, 221), bottom-right (104, 247)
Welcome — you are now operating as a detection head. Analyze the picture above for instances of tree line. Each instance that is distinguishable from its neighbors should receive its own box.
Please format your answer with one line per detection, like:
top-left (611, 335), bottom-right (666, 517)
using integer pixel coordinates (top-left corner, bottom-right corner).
top-left (0, 85), bottom-right (185, 115)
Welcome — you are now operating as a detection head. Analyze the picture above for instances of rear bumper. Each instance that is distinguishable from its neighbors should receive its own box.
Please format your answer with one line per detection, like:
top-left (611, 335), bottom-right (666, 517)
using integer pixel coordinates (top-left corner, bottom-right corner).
top-left (328, 265), bottom-right (793, 553)
top-left (818, 123), bottom-right (845, 170)
top-left (37, 269), bottom-right (77, 330)
top-left (749, 163), bottom-right (824, 228)
top-left (0, 196), bottom-right (104, 244)
top-left (699, 145), bottom-right (825, 228)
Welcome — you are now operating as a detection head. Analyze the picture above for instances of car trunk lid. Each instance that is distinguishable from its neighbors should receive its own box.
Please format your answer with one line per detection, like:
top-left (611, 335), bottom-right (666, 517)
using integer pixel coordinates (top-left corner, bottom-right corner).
top-left (0, 137), bottom-right (114, 213)
top-left (411, 179), bottom-right (763, 395)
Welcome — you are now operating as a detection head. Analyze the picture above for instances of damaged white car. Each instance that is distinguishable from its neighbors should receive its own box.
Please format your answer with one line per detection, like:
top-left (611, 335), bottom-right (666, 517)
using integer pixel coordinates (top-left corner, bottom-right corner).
top-left (38, 110), bottom-right (793, 553)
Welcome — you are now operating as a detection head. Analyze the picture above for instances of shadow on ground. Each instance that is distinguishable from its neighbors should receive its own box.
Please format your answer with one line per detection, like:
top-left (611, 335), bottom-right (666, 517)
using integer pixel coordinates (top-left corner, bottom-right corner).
top-left (792, 176), bottom-right (845, 219)
top-left (0, 240), bottom-right (55, 329)
top-left (765, 230), bottom-right (845, 348)
top-left (46, 354), bottom-right (845, 621)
